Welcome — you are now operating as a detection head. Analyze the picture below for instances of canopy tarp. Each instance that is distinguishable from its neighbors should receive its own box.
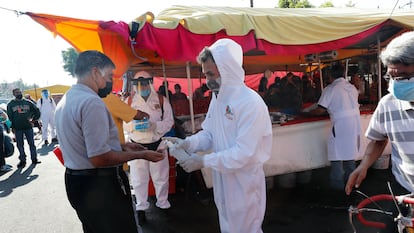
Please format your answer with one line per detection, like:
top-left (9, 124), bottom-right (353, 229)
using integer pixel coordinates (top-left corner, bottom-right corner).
top-left (26, 6), bottom-right (414, 89)
top-left (24, 84), bottom-right (71, 100)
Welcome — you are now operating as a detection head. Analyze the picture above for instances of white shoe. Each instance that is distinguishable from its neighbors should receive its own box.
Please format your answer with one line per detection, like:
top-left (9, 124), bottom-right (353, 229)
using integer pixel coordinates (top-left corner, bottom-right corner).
top-left (155, 200), bottom-right (171, 209)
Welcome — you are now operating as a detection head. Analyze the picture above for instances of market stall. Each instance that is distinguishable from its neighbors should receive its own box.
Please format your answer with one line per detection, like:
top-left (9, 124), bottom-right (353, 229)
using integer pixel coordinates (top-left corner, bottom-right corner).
top-left (201, 112), bottom-right (391, 188)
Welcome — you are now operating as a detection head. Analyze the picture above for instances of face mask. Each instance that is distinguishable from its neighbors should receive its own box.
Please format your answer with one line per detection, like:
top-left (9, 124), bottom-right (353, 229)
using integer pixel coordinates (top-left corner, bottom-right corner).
top-left (388, 79), bottom-right (414, 101)
top-left (206, 77), bottom-right (221, 92)
top-left (15, 94), bottom-right (23, 100)
top-left (98, 81), bottom-right (113, 98)
top-left (43, 93), bottom-right (49, 98)
top-left (140, 89), bottom-right (150, 97)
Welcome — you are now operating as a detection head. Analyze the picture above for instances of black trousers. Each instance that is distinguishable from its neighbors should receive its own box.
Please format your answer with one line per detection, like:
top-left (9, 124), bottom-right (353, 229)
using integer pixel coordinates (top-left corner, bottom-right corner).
top-left (65, 167), bottom-right (138, 233)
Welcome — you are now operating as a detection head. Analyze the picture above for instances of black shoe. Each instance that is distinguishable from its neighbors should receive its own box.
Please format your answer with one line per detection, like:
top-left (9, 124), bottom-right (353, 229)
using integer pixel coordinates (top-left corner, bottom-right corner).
top-left (32, 160), bottom-right (41, 165)
top-left (51, 138), bottom-right (58, 143)
top-left (17, 161), bottom-right (26, 168)
top-left (137, 210), bottom-right (146, 225)
top-left (44, 140), bottom-right (49, 145)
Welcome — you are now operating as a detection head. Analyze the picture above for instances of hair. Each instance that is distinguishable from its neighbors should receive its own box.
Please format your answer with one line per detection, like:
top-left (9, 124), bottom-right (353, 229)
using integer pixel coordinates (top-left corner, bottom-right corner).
top-left (12, 88), bottom-right (21, 94)
top-left (380, 31), bottom-right (414, 66)
top-left (74, 50), bottom-right (115, 79)
top-left (330, 63), bottom-right (345, 79)
top-left (197, 47), bottom-right (215, 64)
top-left (174, 84), bottom-right (181, 89)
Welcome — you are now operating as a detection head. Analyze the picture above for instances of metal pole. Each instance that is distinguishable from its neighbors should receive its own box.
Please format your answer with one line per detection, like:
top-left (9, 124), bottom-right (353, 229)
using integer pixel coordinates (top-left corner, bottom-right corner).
top-left (377, 36), bottom-right (382, 100)
top-left (161, 59), bottom-right (169, 102)
top-left (186, 61), bottom-right (196, 133)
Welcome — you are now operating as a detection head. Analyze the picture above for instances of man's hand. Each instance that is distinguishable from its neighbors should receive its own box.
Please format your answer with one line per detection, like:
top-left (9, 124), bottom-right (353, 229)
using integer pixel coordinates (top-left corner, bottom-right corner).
top-left (345, 166), bottom-right (368, 195)
top-left (180, 154), bottom-right (204, 173)
top-left (162, 137), bottom-right (190, 151)
top-left (122, 142), bottom-right (147, 152)
top-left (141, 150), bottom-right (164, 162)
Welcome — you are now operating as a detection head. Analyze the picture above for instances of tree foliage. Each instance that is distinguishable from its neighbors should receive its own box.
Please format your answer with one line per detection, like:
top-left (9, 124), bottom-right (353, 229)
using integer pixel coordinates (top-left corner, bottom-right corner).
top-left (345, 0), bottom-right (356, 7)
top-left (278, 0), bottom-right (314, 8)
top-left (320, 1), bottom-right (334, 7)
top-left (61, 47), bottom-right (79, 77)
top-left (0, 79), bottom-right (37, 99)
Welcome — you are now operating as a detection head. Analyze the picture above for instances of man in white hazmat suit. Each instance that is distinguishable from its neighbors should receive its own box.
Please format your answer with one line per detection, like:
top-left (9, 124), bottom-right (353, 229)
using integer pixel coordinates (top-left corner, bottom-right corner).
top-left (124, 71), bottom-right (174, 224)
top-left (37, 89), bottom-right (57, 145)
top-left (309, 63), bottom-right (361, 191)
top-left (165, 38), bottom-right (273, 233)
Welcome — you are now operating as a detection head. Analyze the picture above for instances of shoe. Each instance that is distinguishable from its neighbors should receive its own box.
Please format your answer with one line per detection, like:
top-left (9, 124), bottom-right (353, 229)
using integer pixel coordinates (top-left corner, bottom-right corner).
top-left (32, 160), bottom-right (41, 165)
top-left (0, 165), bottom-right (12, 172)
top-left (17, 161), bottom-right (26, 168)
top-left (137, 210), bottom-right (146, 225)
top-left (44, 140), bottom-right (49, 145)
top-left (51, 138), bottom-right (58, 143)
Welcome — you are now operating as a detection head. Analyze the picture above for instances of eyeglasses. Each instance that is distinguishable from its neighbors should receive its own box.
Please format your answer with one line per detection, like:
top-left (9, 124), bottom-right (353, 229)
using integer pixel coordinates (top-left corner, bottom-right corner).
top-left (383, 74), bottom-right (414, 82)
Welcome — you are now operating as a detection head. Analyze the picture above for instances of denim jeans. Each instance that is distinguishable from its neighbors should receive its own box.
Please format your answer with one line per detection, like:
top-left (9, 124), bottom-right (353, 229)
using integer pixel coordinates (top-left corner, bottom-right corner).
top-left (15, 128), bottom-right (37, 162)
top-left (330, 160), bottom-right (356, 190)
top-left (0, 124), bottom-right (4, 167)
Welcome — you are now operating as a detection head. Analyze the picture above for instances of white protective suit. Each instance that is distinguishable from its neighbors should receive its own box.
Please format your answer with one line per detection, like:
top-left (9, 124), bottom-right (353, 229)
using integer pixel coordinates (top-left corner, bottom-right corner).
top-left (318, 77), bottom-right (362, 161)
top-left (37, 94), bottom-right (57, 141)
top-left (185, 39), bottom-right (273, 233)
top-left (125, 82), bottom-right (174, 210)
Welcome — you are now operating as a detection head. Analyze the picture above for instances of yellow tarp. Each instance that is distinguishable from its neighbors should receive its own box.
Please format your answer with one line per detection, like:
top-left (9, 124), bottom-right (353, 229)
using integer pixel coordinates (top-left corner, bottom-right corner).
top-left (24, 84), bottom-right (71, 100)
top-left (154, 6), bottom-right (414, 44)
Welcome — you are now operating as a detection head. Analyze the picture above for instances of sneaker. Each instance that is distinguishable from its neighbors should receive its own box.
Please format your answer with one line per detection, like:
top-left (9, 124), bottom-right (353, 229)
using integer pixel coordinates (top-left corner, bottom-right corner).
top-left (0, 165), bottom-right (12, 172)
top-left (32, 160), bottom-right (41, 165)
top-left (17, 161), bottom-right (26, 168)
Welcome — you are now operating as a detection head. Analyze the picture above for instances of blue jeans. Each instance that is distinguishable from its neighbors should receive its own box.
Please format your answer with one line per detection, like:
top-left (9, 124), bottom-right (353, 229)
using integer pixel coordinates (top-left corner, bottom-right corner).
top-left (330, 160), bottom-right (355, 190)
top-left (15, 128), bottom-right (37, 162)
top-left (0, 124), bottom-right (4, 166)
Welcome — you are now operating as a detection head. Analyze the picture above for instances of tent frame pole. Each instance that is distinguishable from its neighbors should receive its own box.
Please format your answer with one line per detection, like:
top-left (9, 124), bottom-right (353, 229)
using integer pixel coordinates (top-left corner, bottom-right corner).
top-left (186, 61), bottom-right (196, 133)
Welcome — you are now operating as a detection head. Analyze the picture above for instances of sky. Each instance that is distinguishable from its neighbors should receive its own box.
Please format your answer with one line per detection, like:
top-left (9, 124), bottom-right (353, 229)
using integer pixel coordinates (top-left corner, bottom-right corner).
top-left (0, 0), bottom-right (402, 87)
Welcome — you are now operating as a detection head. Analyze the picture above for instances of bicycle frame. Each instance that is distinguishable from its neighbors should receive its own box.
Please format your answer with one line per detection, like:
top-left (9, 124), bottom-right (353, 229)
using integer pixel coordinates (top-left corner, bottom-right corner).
top-left (349, 193), bottom-right (414, 233)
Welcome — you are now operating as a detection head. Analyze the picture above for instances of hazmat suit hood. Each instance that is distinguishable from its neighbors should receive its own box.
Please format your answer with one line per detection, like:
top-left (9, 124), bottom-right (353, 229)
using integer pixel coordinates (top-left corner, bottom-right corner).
top-left (209, 39), bottom-right (245, 101)
top-left (131, 71), bottom-right (157, 106)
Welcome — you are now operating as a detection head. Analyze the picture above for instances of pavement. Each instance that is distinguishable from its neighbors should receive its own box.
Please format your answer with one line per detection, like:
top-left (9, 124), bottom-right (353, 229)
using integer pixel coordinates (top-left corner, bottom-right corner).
top-left (0, 133), bottom-right (397, 233)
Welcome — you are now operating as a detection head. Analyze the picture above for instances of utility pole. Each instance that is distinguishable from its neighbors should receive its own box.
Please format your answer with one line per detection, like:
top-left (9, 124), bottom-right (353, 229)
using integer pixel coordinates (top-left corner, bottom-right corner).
top-left (400, 0), bottom-right (413, 8)
top-left (250, 0), bottom-right (254, 7)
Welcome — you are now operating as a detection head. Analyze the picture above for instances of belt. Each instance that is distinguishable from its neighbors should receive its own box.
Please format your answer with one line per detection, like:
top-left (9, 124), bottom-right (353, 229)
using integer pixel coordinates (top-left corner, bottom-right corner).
top-left (65, 166), bottom-right (121, 176)
top-left (130, 139), bottom-right (161, 151)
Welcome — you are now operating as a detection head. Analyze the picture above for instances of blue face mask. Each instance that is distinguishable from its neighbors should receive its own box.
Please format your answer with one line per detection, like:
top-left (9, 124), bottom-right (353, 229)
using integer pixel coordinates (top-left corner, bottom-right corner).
top-left (140, 89), bottom-right (150, 97)
top-left (388, 79), bottom-right (414, 101)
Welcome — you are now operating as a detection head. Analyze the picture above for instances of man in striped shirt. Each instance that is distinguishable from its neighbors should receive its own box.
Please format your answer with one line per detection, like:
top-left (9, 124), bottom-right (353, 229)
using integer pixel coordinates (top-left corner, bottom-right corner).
top-left (346, 31), bottom-right (414, 233)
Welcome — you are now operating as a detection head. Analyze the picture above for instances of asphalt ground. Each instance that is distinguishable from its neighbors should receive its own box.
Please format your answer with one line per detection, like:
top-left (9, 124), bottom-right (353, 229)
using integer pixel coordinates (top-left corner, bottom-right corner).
top-left (0, 133), bottom-right (397, 233)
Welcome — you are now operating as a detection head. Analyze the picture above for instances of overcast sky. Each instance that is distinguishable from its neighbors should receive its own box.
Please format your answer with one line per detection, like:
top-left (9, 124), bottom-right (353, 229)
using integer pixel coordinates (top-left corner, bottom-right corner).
top-left (0, 0), bottom-right (402, 87)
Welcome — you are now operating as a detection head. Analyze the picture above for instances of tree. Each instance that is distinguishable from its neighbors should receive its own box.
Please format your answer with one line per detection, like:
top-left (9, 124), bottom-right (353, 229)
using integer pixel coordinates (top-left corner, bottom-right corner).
top-left (61, 47), bottom-right (79, 77)
top-left (345, 0), bottom-right (356, 7)
top-left (278, 0), bottom-right (314, 8)
top-left (320, 1), bottom-right (334, 7)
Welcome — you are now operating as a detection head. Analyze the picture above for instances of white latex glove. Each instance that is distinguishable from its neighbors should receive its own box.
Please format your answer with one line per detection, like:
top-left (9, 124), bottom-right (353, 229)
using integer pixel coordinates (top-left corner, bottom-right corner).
top-left (180, 153), bottom-right (204, 173)
top-left (147, 121), bottom-right (156, 132)
top-left (162, 137), bottom-right (190, 151)
top-left (169, 146), bottom-right (190, 162)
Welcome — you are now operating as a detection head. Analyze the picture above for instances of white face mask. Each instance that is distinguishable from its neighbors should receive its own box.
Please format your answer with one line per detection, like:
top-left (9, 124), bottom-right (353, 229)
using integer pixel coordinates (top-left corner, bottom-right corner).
top-left (206, 77), bottom-right (221, 92)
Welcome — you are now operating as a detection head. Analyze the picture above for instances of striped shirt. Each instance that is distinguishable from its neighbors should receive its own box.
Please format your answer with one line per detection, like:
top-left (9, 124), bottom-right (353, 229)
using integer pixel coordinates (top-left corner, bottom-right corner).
top-left (367, 93), bottom-right (414, 192)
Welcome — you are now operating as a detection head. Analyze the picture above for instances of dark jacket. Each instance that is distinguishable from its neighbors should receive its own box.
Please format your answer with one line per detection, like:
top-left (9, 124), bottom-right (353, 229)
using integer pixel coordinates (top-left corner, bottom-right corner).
top-left (7, 99), bottom-right (40, 130)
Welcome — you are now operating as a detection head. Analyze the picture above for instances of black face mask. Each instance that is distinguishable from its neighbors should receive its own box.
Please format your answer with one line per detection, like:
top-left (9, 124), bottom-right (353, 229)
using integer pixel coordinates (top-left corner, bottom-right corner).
top-left (98, 82), bottom-right (113, 98)
top-left (15, 94), bottom-right (23, 100)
